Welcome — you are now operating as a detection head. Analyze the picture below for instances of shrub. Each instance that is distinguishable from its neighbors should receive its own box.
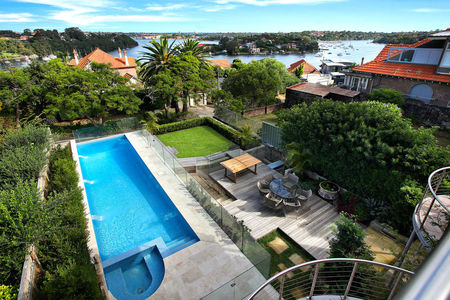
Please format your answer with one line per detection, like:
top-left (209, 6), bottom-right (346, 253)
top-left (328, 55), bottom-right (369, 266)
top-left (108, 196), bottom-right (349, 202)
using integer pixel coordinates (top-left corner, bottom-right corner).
top-left (0, 125), bottom-right (49, 151)
top-left (37, 261), bottom-right (102, 300)
top-left (369, 88), bottom-right (405, 106)
top-left (0, 285), bottom-right (17, 300)
top-left (48, 146), bottom-right (78, 193)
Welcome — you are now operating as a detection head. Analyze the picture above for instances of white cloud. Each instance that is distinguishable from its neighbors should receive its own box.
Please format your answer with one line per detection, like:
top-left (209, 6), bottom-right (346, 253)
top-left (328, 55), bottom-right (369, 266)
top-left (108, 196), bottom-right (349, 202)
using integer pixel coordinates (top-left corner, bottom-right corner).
top-left (146, 4), bottom-right (186, 11)
top-left (216, 0), bottom-right (343, 5)
top-left (0, 12), bottom-right (35, 22)
top-left (13, 0), bottom-right (186, 26)
top-left (410, 8), bottom-right (450, 13)
top-left (204, 4), bottom-right (236, 12)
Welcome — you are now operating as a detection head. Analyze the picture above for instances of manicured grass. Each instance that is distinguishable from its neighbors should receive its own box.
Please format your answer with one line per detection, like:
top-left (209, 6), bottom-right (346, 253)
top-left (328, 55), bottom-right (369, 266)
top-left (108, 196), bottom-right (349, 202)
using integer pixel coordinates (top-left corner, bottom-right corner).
top-left (258, 229), bottom-right (314, 277)
top-left (249, 113), bottom-right (279, 125)
top-left (157, 125), bottom-right (235, 158)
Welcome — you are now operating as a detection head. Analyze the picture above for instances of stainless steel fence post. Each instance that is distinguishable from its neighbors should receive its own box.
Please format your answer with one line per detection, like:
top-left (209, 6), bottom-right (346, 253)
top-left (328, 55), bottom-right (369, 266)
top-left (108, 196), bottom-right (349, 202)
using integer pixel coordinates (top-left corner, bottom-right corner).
top-left (278, 274), bottom-right (286, 300)
top-left (343, 262), bottom-right (358, 299)
top-left (309, 264), bottom-right (320, 298)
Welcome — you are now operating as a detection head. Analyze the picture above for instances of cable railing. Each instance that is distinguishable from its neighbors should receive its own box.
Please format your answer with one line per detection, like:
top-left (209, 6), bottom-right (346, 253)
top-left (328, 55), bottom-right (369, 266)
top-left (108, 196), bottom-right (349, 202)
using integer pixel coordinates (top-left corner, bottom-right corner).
top-left (413, 166), bottom-right (450, 249)
top-left (247, 258), bottom-right (414, 300)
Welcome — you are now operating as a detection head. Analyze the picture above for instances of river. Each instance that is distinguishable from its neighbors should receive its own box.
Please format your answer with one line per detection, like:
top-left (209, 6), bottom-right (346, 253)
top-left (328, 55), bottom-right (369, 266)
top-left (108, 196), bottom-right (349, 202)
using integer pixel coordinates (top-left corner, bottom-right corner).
top-left (108, 39), bottom-right (385, 69)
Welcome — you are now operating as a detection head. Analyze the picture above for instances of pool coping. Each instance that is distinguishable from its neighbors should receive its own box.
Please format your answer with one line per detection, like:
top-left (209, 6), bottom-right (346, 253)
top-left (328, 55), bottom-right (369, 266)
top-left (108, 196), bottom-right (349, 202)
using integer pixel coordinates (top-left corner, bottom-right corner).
top-left (70, 139), bottom-right (112, 298)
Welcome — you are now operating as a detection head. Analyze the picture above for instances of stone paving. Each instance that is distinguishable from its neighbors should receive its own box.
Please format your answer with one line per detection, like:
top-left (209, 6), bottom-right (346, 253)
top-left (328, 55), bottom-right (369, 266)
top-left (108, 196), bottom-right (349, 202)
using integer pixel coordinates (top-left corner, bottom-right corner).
top-left (126, 131), bottom-right (266, 299)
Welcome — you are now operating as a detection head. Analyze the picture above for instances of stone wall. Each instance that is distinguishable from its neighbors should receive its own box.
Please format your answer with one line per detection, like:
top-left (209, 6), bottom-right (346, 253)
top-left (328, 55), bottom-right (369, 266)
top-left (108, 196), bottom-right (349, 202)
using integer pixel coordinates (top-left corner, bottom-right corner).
top-left (242, 104), bottom-right (283, 116)
top-left (403, 99), bottom-right (450, 130)
top-left (372, 76), bottom-right (450, 108)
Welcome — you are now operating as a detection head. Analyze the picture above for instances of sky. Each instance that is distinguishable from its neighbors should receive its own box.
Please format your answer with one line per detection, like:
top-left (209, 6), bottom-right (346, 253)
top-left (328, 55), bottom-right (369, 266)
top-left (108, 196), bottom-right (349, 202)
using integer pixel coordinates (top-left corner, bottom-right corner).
top-left (0, 0), bottom-right (449, 33)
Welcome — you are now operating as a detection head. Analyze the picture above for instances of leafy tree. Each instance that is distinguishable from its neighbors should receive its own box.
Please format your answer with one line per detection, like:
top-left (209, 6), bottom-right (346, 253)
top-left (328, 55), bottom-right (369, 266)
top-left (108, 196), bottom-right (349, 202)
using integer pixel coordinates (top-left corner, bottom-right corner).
top-left (329, 213), bottom-right (374, 260)
top-left (223, 58), bottom-right (299, 110)
top-left (138, 38), bottom-right (178, 83)
top-left (231, 58), bottom-right (244, 70)
top-left (211, 89), bottom-right (244, 113)
top-left (278, 100), bottom-right (449, 233)
top-left (0, 68), bottom-right (32, 127)
top-left (369, 88), bottom-right (405, 106)
top-left (147, 68), bottom-right (180, 118)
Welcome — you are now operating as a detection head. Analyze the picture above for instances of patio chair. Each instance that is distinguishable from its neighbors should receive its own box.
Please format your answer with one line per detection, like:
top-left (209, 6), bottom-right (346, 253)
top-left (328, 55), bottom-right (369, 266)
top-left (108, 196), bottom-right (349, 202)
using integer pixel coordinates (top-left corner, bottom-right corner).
top-left (262, 193), bottom-right (283, 211)
top-left (283, 199), bottom-right (301, 218)
top-left (295, 189), bottom-right (312, 203)
top-left (282, 172), bottom-right (299, 189)
top-left (257, 181), bottom-right (270, 196)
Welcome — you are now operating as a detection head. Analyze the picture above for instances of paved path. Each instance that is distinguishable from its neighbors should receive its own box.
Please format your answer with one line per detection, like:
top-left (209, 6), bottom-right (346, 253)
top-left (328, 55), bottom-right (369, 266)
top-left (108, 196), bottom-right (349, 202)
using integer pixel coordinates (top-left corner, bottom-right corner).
top-left (210, 164), bottom-right (339, 260)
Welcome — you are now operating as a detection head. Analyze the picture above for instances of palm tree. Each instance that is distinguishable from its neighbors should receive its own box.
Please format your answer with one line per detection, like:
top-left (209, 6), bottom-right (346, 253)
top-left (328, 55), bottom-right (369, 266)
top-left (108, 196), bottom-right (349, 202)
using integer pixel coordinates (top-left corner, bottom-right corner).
top-left (138, 38), bottom-right (178, 83)
top-left (286, 142), bottom-right (312, 177)
top-left (237, 123), bottom-right (254, 148)
top-left (140, 112), bottom-right (159, 135)
top-left (178, 39), bottom-right (207, 63)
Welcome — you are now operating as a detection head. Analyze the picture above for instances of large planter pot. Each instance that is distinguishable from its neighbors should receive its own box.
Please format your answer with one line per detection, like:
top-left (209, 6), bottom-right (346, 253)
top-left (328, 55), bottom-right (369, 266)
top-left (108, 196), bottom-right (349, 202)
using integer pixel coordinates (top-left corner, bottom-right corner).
top-left (318, 181), bottom-right (340, 201)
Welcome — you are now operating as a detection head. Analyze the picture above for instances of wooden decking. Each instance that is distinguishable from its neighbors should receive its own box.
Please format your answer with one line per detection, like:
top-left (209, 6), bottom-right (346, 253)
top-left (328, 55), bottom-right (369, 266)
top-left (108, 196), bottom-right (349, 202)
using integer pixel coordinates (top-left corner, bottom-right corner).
top-left (210, 163), bottom-right (339, 259)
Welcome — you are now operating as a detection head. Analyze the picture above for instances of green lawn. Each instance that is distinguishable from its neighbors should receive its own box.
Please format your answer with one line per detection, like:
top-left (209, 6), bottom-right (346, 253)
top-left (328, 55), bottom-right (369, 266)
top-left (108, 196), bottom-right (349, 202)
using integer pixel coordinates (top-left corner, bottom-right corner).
top-left (157, 126), bottom-right (235, 158)
top-left (249, 113), bottom-right (279, 125)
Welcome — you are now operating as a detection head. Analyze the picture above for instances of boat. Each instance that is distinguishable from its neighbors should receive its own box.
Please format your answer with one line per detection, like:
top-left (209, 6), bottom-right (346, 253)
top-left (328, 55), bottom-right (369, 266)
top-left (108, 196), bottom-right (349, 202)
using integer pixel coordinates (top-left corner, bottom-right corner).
top-left (337, 53), bottom-right (343, 56)
top-left (345, 52), bottom-right (350, 55)
top-left (328, 52), bottom-right (332, 54)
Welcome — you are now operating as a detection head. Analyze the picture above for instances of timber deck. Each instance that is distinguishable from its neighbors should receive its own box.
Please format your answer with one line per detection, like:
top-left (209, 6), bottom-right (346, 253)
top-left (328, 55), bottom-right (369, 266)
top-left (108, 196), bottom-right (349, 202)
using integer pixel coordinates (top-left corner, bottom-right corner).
top-left (210, 164), bottom-right (339, 259)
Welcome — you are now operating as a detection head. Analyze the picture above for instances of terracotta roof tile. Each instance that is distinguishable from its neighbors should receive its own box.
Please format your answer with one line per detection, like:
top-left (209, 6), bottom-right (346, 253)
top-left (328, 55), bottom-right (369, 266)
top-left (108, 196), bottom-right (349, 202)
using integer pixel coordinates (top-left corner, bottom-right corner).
top-left (288, 59), bottom-right (320, 74)
top-left (68, 48), bottom-right (137, 69)
top-left (353, 38), bottom-right (450, 83)
top-left (206, 59), bottom-right (232, 69)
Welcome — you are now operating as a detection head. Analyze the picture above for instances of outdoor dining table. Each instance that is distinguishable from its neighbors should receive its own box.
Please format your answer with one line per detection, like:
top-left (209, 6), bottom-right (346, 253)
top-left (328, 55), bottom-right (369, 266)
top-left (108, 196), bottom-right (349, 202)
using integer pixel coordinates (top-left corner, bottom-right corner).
top-left (220, 153), bottom-right (262, 183)
top-left (269, 178), bottom-right (295, 200)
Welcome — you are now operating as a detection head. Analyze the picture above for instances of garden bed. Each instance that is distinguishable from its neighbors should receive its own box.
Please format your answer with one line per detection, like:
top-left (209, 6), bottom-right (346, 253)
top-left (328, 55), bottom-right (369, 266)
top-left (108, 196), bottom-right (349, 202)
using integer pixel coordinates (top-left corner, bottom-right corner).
top-left (258, 229), bottom-right (314, 277)
top-left (158, 126), bottom-right (235, 158)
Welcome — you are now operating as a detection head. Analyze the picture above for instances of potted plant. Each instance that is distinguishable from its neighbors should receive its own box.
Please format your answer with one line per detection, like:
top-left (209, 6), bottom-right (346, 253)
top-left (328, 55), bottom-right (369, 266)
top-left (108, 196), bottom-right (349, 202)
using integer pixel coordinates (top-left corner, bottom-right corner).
top-left (318, 181), bottom-right (340, 200)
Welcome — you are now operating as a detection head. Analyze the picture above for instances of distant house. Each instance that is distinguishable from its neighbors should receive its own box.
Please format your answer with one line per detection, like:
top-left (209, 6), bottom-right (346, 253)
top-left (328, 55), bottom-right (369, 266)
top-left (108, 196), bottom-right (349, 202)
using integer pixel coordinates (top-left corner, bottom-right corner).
top-left (68, 48), bottom-right (138, 83)
top-left (0, 37), bottom-right (12, 40)
top-left (343, 29), bottom-right (450, 108)
top-left (285, 82), bottom-right (360, 107)
top-left (288, 59), bottom-right (320, 74)
top-left (20, 35), bottom-right (30, 41)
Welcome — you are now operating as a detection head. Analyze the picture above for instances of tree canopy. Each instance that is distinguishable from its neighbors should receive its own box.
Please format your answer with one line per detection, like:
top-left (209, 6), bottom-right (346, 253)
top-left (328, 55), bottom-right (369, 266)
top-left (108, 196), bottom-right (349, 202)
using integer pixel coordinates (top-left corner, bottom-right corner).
top-left (278, 100), bottom-right (449, 233)
top-left (222, 58), bottom-right (299, 109)
top-left (0, 59), bottom-right (141, 125)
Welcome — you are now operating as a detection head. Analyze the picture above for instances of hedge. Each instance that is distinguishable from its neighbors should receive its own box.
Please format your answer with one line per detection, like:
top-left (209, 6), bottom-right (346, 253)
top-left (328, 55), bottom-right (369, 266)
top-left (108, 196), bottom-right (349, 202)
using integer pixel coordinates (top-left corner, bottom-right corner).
top-left (154, 117), bottom-right (259, 148)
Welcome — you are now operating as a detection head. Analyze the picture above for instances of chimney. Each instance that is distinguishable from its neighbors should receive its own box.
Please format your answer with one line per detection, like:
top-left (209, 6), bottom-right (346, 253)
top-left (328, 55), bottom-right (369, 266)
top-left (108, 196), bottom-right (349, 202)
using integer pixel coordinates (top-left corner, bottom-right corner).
top-left (73, 49), bottom-right (79, 65)
top-left (124, 50), bottom-right (129, 66)
top-left (360, 57), bottom-right (364, 65)
top-left (118, 47), bottom-right (122, 58)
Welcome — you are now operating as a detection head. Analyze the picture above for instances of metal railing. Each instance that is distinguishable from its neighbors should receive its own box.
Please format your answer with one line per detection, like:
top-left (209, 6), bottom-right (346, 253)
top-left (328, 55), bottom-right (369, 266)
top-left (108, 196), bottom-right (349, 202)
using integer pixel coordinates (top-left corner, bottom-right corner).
top-left (413, 166), bottom-right (450, 249)
top-left (247, 258), bottom-right (414, 300)
top-left (214, 105), bottom-right (263, 135)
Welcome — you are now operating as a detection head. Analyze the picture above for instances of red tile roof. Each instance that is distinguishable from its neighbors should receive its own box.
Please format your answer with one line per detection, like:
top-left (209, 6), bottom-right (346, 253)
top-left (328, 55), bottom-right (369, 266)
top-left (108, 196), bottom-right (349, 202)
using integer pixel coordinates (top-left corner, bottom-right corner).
top-left (68, 48), bottom-right (136, 69)
top-left (288, 59), bottom-right (320, 74)
top-left (206, 59), bottom-right (232, 69)
top-left (352, 38), bottom-right (450, 83)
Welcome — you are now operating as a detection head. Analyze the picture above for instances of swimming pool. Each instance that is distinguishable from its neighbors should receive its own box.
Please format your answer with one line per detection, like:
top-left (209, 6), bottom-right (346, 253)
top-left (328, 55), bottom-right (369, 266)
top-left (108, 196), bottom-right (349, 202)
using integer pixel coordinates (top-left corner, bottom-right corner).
top-left (77, 135), bottom-right (199, 298)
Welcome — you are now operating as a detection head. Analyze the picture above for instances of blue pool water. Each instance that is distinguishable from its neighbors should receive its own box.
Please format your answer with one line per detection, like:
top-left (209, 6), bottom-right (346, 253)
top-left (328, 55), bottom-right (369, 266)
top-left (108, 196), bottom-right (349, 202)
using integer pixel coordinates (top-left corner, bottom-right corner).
top-left (77, 135), bottom-right (199, 261)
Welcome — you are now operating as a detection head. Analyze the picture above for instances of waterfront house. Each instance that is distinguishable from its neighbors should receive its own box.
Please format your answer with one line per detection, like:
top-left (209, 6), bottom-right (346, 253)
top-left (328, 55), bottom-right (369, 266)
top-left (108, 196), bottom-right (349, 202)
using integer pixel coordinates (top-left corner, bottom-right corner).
top-left (342, 29), bottom-right (450, 106)
top-left (68, 48), bottom-right (138, 83)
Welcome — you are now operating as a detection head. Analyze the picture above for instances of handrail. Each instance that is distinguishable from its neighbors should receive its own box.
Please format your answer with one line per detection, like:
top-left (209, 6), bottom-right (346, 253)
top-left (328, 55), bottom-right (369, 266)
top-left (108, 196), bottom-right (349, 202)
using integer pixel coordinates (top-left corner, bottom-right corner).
top-left (247, 258), bottom-right (414, 300)
top-left (427, 166), bottom-right (450, 214)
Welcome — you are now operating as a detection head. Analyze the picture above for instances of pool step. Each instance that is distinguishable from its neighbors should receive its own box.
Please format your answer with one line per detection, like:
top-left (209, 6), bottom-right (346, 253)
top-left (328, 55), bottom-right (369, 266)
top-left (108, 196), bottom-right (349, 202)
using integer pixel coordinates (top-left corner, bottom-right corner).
top-left (164, 237), bottom-right (199, 256)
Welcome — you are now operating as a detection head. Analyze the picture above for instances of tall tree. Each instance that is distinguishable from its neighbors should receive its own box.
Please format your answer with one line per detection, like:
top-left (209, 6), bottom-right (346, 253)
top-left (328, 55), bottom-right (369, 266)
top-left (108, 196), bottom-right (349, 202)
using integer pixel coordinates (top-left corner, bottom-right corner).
top-left (138, 38), bottom-right (178, 83)
top-left (0, 68), bottom-right (31, 127)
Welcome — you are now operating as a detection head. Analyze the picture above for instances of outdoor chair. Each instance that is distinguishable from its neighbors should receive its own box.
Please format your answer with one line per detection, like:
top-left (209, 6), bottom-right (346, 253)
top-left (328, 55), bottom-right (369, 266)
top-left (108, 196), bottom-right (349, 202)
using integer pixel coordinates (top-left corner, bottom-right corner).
top-left (296, 189), bottom-right (312, 203)
top-left (283, 199), bottom-right (301, 218)
top-left (282, 172), bottom-right (299, 189)
top-left (262, 193), bottom-right (283, 211)
top-left (257, 181), bottom-right (270, 196)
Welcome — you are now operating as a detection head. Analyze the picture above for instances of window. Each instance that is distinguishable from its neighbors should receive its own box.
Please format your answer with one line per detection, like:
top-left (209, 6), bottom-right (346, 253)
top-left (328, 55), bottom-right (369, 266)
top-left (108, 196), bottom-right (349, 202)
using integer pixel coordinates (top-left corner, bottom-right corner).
top-left (409, 84), bottom-right (433, 104)
top-left (400, 49), bottom-right (415, 62)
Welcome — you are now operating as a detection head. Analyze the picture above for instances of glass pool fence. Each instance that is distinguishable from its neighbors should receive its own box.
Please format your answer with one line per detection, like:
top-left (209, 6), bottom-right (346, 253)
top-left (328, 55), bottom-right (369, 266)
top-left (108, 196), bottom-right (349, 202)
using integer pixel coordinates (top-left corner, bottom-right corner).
top-left (142, 131), bottom-right (271, 280)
